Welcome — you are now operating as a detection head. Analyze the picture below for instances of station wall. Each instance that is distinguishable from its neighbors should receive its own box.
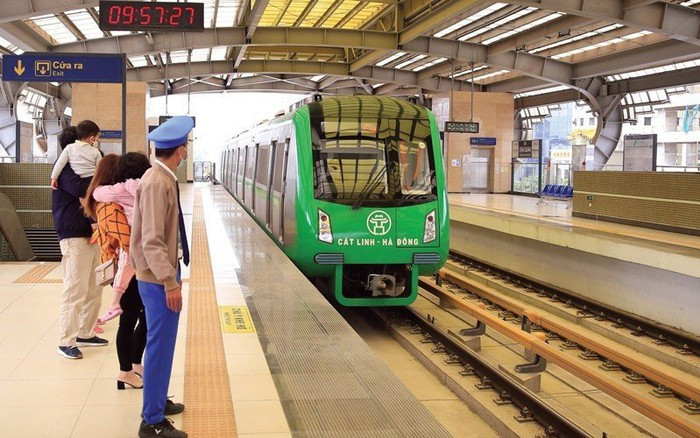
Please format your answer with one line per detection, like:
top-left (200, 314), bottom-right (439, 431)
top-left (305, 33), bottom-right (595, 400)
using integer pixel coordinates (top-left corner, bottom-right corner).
top-left (432, 92), bottom-right (513, 193)
top-left (72, 82), bottom-right (148, 155)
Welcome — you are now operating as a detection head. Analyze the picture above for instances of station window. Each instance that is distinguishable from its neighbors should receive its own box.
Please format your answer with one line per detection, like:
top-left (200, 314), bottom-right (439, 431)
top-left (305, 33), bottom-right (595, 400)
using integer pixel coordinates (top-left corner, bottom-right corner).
top-left (644, 117), bottom-right (652, 126)
top-left (588, 117), bottom-right (595, 126)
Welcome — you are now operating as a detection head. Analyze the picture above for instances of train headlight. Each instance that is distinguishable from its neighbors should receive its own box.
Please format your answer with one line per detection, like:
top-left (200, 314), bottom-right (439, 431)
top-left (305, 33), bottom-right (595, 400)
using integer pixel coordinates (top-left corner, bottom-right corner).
top-left (423, 210), bottom-right (436, 243)
top-left (318, 210), bottom-right (333, 244)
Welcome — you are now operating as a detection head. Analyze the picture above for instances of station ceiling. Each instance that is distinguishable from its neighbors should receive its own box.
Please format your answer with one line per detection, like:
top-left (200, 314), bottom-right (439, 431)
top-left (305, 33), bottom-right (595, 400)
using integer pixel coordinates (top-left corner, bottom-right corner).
top-left (1, 0), bottom-right (700, 105)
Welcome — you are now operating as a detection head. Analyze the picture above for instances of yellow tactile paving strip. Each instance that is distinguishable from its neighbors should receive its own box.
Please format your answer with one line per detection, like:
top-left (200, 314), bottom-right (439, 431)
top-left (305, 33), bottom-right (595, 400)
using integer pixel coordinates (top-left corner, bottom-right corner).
top-left (12, 263), bottom-right (61, 283)
top-left (182, 189), bottom-right (237, 437)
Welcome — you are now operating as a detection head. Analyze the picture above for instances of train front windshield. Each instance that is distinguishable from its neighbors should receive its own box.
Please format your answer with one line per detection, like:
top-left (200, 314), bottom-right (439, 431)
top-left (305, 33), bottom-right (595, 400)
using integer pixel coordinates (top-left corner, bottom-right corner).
top-left (310, 99), bottom-right (437, 206)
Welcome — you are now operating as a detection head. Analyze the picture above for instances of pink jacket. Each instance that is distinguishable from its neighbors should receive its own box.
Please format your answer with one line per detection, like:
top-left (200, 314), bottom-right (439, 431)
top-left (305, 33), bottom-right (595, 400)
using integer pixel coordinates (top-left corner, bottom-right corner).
top-left (113, 248), bottom-right (133, 294)
top-left (93, 179), bottom-right (139, 293)
top-left (93, 179), bottom-right (139, 224)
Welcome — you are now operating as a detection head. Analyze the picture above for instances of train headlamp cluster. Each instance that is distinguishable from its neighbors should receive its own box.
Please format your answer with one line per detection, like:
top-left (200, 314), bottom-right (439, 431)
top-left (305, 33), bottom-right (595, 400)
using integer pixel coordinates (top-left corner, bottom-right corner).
top-left (318, 210), bottom-right (333, 243)
top-left (423, 210), bottom-right (436, 243)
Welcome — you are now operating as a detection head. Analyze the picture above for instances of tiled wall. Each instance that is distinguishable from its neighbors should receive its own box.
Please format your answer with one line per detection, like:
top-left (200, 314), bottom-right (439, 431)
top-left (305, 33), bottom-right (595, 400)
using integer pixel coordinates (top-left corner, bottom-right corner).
top-left (72, 82), bottom-right (149, 155)
top-left (432, 91), bottom-right (514, 193)
top-left (573, 171), bottom-right (700, 234)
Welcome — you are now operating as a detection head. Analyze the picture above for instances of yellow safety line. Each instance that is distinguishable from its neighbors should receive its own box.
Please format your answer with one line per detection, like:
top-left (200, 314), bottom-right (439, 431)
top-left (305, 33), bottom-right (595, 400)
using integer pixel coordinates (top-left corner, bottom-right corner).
top-left (182, 189), bottom-right (237, 437)
top-left (13, 263), bottom-right (61, 283)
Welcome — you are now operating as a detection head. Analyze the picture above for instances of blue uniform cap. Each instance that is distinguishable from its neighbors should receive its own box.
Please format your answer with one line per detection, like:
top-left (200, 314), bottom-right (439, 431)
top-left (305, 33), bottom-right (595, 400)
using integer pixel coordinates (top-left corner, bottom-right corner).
top-left (148, 116), bottom-right (194, 149)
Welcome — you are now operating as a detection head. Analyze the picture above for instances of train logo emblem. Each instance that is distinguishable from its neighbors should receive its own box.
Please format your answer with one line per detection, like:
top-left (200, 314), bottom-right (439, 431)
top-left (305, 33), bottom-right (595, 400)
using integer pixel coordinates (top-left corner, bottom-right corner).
top-left (367, 211), bottom-right (391, 236)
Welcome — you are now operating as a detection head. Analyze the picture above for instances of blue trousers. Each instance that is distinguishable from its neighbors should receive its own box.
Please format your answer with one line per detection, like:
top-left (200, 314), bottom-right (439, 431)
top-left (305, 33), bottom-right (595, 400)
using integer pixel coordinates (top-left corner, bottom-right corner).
top-left (138, 279), bottom-right (181, 425)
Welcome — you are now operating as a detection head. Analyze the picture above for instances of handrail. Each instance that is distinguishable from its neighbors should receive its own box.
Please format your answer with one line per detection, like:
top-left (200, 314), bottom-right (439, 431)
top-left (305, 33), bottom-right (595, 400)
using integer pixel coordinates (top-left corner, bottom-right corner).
top-left (424, 275), bottom-right (700, 438)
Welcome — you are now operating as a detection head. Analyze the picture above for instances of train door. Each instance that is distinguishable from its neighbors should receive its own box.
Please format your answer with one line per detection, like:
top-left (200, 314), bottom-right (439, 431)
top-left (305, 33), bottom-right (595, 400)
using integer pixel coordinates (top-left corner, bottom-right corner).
top-left (246, 145), bottom-right (258, 212)
top-left (232, 148), bottom-right (239, 195)
top-left (237, 147), bottom-right (245, 198)
top-left (220, 152), bottom-right (225, 185)
top-left (224, 150), bottom-right (230, 187)
top-left (254, 144), bottom-right (271, 223)
top-left (271, 138), bottom-right (290, 241)
top-left (266, 141), bottom-right (277, 230)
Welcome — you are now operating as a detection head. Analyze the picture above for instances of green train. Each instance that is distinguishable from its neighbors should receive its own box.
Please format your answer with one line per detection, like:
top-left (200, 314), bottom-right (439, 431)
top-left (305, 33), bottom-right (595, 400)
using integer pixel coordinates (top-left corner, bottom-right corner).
top-left (218, 96), bottom-right (449, 306)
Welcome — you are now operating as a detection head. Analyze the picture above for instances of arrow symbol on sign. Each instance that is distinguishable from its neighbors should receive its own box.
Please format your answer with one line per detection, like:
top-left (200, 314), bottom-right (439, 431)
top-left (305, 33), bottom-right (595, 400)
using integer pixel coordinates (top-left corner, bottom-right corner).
top-left (14, 60), bottom-right (25, 75)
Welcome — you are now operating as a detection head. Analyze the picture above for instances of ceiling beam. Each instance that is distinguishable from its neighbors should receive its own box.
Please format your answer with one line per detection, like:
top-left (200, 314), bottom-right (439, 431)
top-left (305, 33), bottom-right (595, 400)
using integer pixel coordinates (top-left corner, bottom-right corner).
top-left (506, 0), bottom-right (700, 46)
top-left (235, 0), bottom-right (271, 68)
top-left (514, 89), bottom-right (581, 109)
top-left (350, 0), bottom-right (490, 71)
top-left (574, 39), bottom-right (700, 78)
top-left (486, 76), bottom-right (552, 93)
top-left (128, 61), bottom-right (479, 94)
top-left (0, 21), bottom-right (50, 52)
top-left (487, 15), bottom-right (596, 55)
top-left (0, 0), bottom-right (98, 23)
top-left (314, 0), bottom-right (345, 27)
top-left (51, 27), bottom-right (399, 55)
top-left (605, 65), bottom-right (700, 95)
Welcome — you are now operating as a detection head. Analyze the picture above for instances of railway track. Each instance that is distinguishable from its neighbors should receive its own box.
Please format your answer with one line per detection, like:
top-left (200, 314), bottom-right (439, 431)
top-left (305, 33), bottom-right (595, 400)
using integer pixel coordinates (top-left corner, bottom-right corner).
top-left (418, 255), bottom-right (700, 437)
top-left (377, 305), bottom-right (592, 437)
top-left (447, 251), bottom-right (700, 358)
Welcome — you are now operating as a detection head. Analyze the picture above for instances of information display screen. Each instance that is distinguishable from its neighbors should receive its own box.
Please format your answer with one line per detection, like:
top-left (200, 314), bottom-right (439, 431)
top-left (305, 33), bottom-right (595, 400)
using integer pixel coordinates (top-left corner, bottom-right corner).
top-left (444, 121), bottom-right (479, 133)
top-left (99, 1), bottom-right (204, 32)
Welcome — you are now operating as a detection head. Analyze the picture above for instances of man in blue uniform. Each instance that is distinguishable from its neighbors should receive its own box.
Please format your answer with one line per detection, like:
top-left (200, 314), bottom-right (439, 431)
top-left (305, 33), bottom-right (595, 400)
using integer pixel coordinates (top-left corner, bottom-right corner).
top-left (130, 116), bottom-right (192, 438)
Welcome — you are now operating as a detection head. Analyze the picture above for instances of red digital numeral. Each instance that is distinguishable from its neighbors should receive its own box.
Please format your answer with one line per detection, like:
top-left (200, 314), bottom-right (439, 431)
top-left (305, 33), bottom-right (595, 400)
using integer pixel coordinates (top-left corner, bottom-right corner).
top-left (155, 6), bottom-right (166, 24)
top-left (108, 5), bottom-right (120, 24)
top-left (185, 7), bottom-right (196, 25)
top-left (169, 6), bottom-right (183, 25)
top-left (122, 5), bottom-right (135, 25)
top-left (139, 5), bottom-right (152, 25)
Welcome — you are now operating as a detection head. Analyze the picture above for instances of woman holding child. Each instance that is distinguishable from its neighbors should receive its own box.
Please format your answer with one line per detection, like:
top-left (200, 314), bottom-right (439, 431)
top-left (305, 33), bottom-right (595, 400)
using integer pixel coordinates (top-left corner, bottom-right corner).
top-left (83, 152), bottom-right (151, 389)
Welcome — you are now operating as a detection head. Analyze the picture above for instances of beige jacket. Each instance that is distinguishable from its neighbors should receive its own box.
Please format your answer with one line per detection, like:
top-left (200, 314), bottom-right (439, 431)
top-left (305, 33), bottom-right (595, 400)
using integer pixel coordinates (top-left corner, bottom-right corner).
top-left (130, 163), bottom-right (180, 291)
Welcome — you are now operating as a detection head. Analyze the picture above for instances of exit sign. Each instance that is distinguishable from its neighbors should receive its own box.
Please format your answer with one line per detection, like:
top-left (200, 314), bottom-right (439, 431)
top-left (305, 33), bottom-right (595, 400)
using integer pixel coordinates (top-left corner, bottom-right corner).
top-left (445, 121), bottom-right (479, 133)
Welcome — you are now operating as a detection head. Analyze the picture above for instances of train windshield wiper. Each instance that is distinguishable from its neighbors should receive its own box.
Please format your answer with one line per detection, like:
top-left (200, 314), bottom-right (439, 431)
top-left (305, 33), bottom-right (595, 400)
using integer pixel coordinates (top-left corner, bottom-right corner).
top-left (351, 161), bottom-right (392, 210)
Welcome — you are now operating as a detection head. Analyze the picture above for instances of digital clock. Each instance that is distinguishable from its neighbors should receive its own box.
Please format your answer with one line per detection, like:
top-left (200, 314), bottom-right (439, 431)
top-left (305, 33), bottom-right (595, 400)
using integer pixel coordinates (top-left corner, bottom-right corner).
top-left (98, 1), bottom-right (204, 32)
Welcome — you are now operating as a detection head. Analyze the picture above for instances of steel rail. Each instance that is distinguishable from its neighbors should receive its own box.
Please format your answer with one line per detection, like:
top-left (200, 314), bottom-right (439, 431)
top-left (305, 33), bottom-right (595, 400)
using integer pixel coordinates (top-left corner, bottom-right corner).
top-left (448, 251), bottom-right (700, 356)
top-left (418, 279), bottom-right (700, 438)
top-left (395, 303), bottom-right (592, 438)
top-left (438, 266), bottom-right (700, 404)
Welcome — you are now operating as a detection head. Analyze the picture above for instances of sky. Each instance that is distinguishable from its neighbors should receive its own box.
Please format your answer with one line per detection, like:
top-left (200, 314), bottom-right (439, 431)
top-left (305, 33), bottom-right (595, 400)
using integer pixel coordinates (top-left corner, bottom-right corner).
top-left (147, 92), bottom-right (306, 161)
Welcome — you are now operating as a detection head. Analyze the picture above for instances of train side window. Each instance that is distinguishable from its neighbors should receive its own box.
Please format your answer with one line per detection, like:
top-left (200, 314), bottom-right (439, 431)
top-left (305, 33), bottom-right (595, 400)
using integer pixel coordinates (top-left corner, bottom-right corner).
top-left (245, 145), bottom-right (256, 180)
top-left (238, 146), bottom-right (246, 180)
top-left (256, 144), bottom-right (271, 185)
top-left (272, 140), bottom-right (285, 192)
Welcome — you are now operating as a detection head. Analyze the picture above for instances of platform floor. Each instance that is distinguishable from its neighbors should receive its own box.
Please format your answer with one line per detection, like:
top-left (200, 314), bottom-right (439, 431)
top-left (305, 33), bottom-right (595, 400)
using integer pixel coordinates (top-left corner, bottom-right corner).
top-left (449, 193), bottom-right (700, 279)
top-left (448, 193), bottom-right (700, 336)
top-left (450, 193), bottom-right (700, 252)
top-left (0, 184), bottom-right (451, 437)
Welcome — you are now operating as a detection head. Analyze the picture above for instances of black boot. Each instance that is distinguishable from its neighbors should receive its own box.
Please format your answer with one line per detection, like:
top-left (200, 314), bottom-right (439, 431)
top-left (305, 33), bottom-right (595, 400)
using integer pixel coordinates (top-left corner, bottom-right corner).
top-left (138, 419), bottom-right (187, 438)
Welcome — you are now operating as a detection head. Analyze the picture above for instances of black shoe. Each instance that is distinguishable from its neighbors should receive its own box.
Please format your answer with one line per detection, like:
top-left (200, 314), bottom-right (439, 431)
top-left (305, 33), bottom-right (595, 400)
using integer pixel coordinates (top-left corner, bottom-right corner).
top-left (138, 419), bottom-right (187, 438)
top-left (57, 346), bottom-right (83, 359)
top-left (76, 336), bottom-right (108, 347)
top-left (165, 399), bottom-right (185, 416)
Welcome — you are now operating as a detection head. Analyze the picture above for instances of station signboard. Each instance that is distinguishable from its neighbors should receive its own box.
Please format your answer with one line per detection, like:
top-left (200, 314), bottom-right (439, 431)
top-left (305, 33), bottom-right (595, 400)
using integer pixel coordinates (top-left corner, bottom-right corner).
top-left (623, 134), bottom-right (657, 171)
top-left (512, 140), bottom-right (541, 159)
top-left (445, 121), bottom-right (479, 134)
top-left (1, 53), bottom-right (124, 83)
top-left (470, 137), bottom-right (497, 146)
